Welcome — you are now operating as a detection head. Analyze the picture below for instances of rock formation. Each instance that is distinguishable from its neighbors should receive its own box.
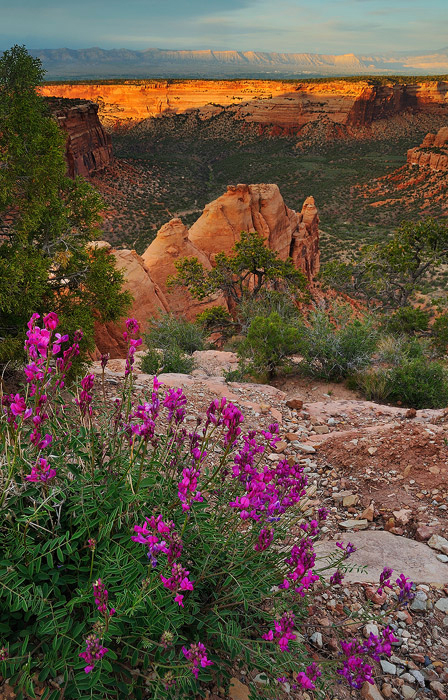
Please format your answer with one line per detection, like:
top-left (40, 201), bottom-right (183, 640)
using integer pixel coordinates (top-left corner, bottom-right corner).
top-left (93, 244), bottom-right (169, 356)
top-left (95, 184), bottom-right (320, 356)
top-left (39, 80), bottom-right (448, 132)
top-left (141, 218), bottom-right (225, 320)
top-left (187, 184), bottom-right (320, 280)
top-left (47, 99), bottom-right (112, 178)
top-left (407, 126), bottom-right (448, 171)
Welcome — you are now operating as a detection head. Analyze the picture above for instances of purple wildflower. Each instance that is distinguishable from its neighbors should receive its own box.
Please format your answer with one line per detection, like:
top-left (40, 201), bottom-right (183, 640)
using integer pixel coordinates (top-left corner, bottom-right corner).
top-left (161, 563), bottom-right (194, 607)
top-left (254, 527), bottom-right (274, 551)
top-left (182, 642), bottom-right (213, 679)
top-left (79, 634), bottom-right (108, 674)
top-left (395, 574), bottom-right (415, 606)
top-left (377, 566), bottom-right (394, 595)
top-left (330, 569), bottom-right (345, 586)
top-left (25, 458), bottom-right (56, 483)
top-left (263, 611), bottom-right (297, 652)
top-left (93, 579), bottom-right (114, 617)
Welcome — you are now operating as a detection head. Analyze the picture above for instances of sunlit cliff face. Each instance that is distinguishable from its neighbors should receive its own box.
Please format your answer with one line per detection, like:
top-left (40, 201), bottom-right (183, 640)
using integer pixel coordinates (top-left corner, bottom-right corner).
top-left (39, 79), bottom-right (448, 131)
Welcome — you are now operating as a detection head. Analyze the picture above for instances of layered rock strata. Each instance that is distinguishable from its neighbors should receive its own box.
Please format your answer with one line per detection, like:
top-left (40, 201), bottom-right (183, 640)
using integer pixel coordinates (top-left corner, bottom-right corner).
top-left (407, 126), bottom-right (448, 171)
top-left (48, 100), bottom-right (112, 177)
top-left (40, 80), bottom-right (448, 131)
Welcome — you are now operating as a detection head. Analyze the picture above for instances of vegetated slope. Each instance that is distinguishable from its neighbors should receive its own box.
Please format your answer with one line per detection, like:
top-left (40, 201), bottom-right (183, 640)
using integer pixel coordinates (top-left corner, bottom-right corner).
top-left (354, 126), bottom-right (448, 228)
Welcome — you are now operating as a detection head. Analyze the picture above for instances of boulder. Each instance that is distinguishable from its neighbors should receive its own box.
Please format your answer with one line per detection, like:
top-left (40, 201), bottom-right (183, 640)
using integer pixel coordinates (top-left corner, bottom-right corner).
top-left (317, 531), bottom-right (448, 585)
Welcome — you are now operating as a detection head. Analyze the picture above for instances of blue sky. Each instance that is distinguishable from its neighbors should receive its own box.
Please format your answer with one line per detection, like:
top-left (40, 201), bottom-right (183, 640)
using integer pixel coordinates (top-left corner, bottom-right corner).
top-left (0, 0), bottom-right (447, 54)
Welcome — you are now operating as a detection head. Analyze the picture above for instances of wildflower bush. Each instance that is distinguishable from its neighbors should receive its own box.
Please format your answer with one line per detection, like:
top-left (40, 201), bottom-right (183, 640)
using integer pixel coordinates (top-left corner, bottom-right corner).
top-left (0, 313), bottom-right (416, 699)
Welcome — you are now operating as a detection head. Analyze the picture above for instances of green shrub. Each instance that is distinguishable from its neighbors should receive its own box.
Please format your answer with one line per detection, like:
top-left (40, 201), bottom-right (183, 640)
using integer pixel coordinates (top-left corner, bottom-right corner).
top-left (375, 334), bottom-right (427, 367)
top-left (145, 313), bottom-right (205, 354)
top-left (0, 311), bottom-right (415, 698)
top-left (195, 305), bottom-right (234, 337)
top-left (386, 358), bottom-right (448, 409)
top-left (383, 307), bottom-right (430, 336)
top-left (300, 310), bottom-right (377, 381)
top-left (432, 312), bottom-right (448, 355)
top-left (353, 358), bottom-right (448, 408)
top-left (238, 289), bottom-right (302, 333)
top-left (349, 368), bottom-right (392, 403)
top-left (237, 312), bottom-right (304, 379)
top-left (141, 344), bottom-right (195, 375)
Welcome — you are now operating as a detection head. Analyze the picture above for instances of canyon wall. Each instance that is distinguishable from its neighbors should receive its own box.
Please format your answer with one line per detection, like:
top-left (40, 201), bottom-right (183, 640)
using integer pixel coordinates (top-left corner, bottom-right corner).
top-left (47, 99), bottom-right (113, 177)
top-left (40, 80), bottom-right (448, 131)
top-left (407, 126), bottom-right (448, 171)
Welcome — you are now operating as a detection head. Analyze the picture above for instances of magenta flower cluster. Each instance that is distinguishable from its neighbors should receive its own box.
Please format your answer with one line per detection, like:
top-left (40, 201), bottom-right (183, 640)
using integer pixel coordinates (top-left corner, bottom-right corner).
top-left (76, 374), bottom-right (95, 419)
top-left (182, 642), bottom-right (213, 679)
top-left (337, 627), bottom-right (398, 688)
top-left (79, 634), bottom-right (108, 674)
top-left (132, 515), bottom-right (192, 606)
top-left (263, 610), bottom-right (296, 652)
top-left (93, 579), bottom-right (115, 617)
top-left (123, 318), bottom-right (142, 377)
top-left (25, 457), bottom-right (56, 483)
top-left (279, 538), bottom-right (319, 596)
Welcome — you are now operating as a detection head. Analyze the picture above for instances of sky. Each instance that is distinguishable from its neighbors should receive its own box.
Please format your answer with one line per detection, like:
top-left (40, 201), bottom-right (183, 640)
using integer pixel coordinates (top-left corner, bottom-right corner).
top-left (0, 0), bottom-right (447, 55)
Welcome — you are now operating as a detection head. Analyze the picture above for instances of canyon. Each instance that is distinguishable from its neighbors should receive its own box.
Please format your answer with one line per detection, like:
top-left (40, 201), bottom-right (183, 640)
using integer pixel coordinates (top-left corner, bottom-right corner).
top-left (40, 79), bottom-right (448, 132)
top-left (46, 98), bottom-right (112, 177)
top-left (94, 183), bottom-right (319, 356)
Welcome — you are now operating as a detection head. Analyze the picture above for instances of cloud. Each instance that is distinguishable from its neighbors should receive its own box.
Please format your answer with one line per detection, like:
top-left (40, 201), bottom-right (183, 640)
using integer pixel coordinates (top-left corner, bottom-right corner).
top-left (0, 0), bottom-right (447, 54)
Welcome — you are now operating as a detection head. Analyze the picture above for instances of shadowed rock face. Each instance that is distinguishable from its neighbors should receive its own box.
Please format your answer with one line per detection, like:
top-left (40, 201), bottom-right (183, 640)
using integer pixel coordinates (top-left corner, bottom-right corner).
top-left (40, 80), bottom-right (448, 132)
top-left (48, 101), bottom-right (112, 178)
top-left (407, 126), bottom-right (448, 171)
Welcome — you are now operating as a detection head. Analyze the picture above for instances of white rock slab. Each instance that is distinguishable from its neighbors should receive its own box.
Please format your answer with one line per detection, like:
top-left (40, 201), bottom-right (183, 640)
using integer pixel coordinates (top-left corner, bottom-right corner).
top-left (316, 531), bottom-right (448, 585)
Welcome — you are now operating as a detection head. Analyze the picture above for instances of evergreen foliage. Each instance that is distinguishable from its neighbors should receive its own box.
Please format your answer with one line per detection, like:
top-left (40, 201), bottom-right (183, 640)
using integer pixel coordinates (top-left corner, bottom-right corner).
top-left (320, 219), bottom-right (448, 309)
top-left (168, 230), bottom-right (307, 305)
top-left (0, 45), bottom-right (131, 366)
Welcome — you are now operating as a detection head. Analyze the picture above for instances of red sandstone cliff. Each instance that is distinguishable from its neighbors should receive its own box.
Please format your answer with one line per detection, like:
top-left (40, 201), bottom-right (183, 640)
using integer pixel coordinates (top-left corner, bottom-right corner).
top-left (40, 80), bottom-right (448, 132)
top-left (141, 218), bottom-right (226, 320)
top-left (407, 126), bottom-right (448, 171)
top-left (47, 99), bottom-right (112, 178)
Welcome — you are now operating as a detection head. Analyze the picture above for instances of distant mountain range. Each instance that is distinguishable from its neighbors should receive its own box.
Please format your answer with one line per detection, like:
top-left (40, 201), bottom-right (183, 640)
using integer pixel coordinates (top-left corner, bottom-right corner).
top-left (31, 47), bottom-right (448, 80)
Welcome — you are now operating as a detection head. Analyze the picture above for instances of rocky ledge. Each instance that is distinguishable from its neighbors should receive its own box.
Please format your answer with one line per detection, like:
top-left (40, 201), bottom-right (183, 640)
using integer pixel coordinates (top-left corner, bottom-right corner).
top-left (407, 126), bottom-right (448, 172)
